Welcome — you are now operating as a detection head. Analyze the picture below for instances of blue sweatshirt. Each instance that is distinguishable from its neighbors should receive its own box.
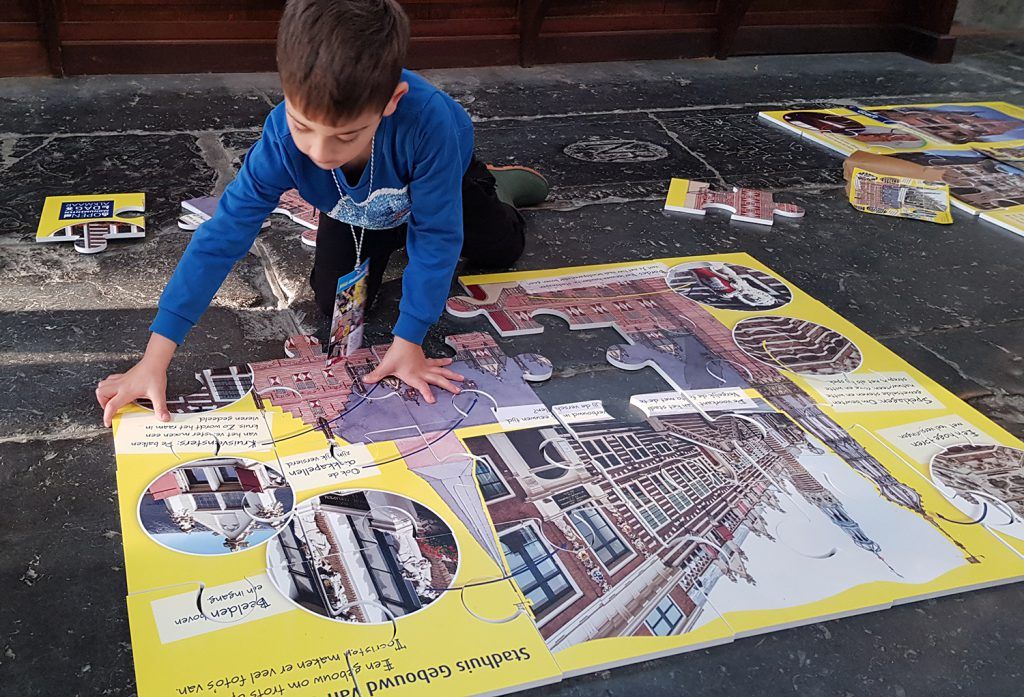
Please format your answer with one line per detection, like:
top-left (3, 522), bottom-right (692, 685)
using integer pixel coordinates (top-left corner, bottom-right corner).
top-left (152, 70), bottom-right (474, 346)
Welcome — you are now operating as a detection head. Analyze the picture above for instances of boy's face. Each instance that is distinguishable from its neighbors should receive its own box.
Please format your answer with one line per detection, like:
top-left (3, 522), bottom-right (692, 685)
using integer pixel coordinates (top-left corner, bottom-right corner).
top-left (285, 81), bottom-right (409, 171)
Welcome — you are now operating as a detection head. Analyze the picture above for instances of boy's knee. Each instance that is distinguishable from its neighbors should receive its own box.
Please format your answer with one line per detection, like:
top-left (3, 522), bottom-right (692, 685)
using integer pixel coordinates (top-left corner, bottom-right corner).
top-left (309, 265), bottom-right (338, 317)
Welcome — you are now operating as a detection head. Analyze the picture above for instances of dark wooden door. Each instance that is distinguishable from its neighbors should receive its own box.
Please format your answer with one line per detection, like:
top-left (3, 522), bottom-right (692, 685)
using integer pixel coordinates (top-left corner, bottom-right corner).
top-left (0, 0), bottom-right (50, 76)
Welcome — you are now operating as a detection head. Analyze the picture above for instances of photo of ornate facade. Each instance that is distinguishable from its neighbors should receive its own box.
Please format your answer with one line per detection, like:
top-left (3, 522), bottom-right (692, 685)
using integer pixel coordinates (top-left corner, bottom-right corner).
top-left (266, 490), bottom-right (458, 623)
top-left (665, 262), bottom-right (792, 311)
top-left (896, 150), bottom-right (1024, 211)
top-left (140, 458), bottom-right (293, 555)
top-left (872, 106), bottom-right (1024, 145)
top-left (446, 264), bottom-right (979, 566)
top-left (463, 408), bottom-right (895, 649)
top-left (246, 332), bottom-right (551, 443)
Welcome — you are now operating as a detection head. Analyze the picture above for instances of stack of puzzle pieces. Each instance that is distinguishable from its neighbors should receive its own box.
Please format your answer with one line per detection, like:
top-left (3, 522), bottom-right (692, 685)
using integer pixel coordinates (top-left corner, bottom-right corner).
top-left (760, 101), bottom-right (1024, 237)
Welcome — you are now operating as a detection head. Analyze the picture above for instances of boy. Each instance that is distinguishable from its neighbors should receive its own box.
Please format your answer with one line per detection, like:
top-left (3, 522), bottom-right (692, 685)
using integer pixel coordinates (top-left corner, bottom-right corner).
top-left (96, 0), bottom-right (548, 425)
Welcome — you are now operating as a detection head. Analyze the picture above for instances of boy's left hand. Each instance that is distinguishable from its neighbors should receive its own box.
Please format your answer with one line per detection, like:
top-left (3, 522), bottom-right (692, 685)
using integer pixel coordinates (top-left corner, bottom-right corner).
top-left (363, 336), bottom-right (465, 404)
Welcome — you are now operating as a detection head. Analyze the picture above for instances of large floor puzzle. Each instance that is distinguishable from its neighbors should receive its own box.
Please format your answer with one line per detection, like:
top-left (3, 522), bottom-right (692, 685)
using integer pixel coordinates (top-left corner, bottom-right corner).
top-left (111, 255), bottom-right (1024, 696)
top-left (759, 102), bottom-right (1024, 237)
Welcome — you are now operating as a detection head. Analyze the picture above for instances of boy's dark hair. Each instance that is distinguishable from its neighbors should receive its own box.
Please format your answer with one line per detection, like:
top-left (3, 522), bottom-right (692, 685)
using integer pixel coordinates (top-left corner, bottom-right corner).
top-left (277, 0), bottom-right (410, 124)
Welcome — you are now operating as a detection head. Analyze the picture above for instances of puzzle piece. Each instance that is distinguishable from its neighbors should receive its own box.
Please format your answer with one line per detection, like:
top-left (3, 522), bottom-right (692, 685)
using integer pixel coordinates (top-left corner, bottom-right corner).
top-left (179, 191), bottom-right (318, 246)
top-left (126, 575), bottom-right (287, 643)
top-left (930, 444), bottom-right (1024, 543)
top-left (274, 188), bottom-right (321, 247)
top-left (36, 193), bottom-right (145, 254)
top-left (178, 195), bottom-right (269, 231)
top-left (458, 413), bottom-right (743, 651)
top-left (137, 364), bottom-right (254, 414)
top-left (444, 260), bottom-right (985, 571)
top-left (264, 488), bottom-right (459, 624)
top-left (250, 332), bottom-right (553, 446)
top-left (732, 315), bottom-right (863, 376)
top-left (606, 338), bottom-right (747, 392)
top-left (522, 402), bottom-right (968, 636)
top-left (664, 178), bottom-right (805, 226)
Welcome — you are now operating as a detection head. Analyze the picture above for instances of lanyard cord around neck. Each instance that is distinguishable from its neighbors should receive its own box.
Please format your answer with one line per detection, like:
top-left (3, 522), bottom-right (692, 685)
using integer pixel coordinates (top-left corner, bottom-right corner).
top-left (332, 133), bottom-right (376, 271)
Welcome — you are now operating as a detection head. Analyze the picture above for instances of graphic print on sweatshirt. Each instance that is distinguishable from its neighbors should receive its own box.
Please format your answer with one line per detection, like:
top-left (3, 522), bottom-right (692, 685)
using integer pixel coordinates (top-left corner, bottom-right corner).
top-left (327, 186), bottom-right (411, 230)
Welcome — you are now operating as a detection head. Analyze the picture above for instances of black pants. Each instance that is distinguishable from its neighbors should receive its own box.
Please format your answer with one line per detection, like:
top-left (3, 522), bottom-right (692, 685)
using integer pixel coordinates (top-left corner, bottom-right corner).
top-left (311, 156), bottom-right (525, 318)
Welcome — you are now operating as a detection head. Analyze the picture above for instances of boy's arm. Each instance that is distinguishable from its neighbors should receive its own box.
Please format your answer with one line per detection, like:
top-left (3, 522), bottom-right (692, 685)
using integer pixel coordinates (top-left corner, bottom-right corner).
top-left (96, 115), bottom-right (292, 426)
top-left (393, 105), bottom-right (465, 345)
top-left (153, 124), bottom-right (294, 343)
top-left (363, 100), bottom-right (467, 402)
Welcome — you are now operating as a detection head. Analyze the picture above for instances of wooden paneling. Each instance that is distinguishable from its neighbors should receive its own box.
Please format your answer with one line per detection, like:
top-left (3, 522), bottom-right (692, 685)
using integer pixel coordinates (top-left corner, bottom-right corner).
top-left (0, 0), bottom-right (961, 76)
top-left (0, 1), bottom-right (49, 76)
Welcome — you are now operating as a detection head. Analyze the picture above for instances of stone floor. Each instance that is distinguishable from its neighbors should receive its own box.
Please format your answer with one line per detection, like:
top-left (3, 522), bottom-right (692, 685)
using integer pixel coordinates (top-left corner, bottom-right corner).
top-left (2, 35), bottom-right (1024, 697)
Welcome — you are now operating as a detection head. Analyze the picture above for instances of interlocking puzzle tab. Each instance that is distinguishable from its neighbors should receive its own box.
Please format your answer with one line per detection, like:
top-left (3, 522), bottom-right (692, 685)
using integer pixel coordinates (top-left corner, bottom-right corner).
top-left (110, 253), bottom-right (1024, 695)
top-left (446, 262), bottom-right (980, 565)
top-left (36, 193), bottom-right (145, 254)
top-left (458, 401), bottom-right (915, 649)
top-left (664, 178), bottom-right (804, 226)
top-left (930, 444), bottom-right (1024, 537)
top-left (247, 332), bottom-right (553, 444)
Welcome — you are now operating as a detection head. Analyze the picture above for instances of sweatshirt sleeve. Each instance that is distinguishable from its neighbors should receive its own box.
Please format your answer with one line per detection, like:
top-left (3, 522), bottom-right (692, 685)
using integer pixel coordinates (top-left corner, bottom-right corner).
top-left (151, 116), bottom-right (293, 344)
top-left (393, 97), bottom-right (466, 344)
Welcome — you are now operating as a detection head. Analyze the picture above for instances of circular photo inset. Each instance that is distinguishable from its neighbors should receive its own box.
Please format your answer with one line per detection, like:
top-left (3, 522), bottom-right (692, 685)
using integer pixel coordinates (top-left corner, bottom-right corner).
top-left (930, 443), bottom-right (1024, 538)
top-left (667, 261), bottom-right (793, 311)
top-left (732, 316), bottom-right (863, 376)
top-left (139, 457), bottom-right (294, 555)
top-left (266, 488), bottom-right (459, 624)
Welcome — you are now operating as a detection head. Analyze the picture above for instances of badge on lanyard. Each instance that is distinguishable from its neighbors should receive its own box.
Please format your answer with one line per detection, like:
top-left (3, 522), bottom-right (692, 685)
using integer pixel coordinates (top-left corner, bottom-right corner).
top-left (327, 257), bottom-right (369, 358)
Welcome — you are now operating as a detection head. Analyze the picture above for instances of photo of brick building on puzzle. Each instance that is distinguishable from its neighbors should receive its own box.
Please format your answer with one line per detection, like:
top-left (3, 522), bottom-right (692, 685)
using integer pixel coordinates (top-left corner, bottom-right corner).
top-left (873, 105), bottom-right (1024, 145)
top-left (139, 458), bottom-right (294, 555)
top-left (246, 332), bottom-right (551, 443)
top-left (895, 150), bottom-right (1024, 211)
top-left (461, 403), bottom-right (968, 650)
top-left (445, 263), bottom-right (980, 565)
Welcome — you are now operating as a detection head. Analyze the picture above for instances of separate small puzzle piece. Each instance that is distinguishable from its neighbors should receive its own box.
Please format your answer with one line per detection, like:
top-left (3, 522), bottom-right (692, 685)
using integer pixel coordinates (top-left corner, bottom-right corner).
top-left (178, 190), bottom-right (317, 246)
top-left (36, 193), bottom-right (146, 254)
top-left (274, 189), bottom-right (320, 247)
top-left (665, 178), bottom-right (804, 226)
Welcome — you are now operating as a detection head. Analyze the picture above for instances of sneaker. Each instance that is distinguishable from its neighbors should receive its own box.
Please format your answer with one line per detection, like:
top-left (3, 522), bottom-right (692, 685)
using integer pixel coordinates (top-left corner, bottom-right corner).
top-left (487, 164), bottom-right (550, 208)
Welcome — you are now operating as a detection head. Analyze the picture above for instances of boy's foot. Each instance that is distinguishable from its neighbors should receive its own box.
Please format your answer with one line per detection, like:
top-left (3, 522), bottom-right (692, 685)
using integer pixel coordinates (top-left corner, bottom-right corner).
top-left (488, 165), bottom-right (549, 208)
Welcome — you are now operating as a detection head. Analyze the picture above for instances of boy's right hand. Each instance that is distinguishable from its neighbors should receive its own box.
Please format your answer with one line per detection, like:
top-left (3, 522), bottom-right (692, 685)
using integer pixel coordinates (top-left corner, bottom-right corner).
top-left (96, 333), bottom-right (177, 427)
